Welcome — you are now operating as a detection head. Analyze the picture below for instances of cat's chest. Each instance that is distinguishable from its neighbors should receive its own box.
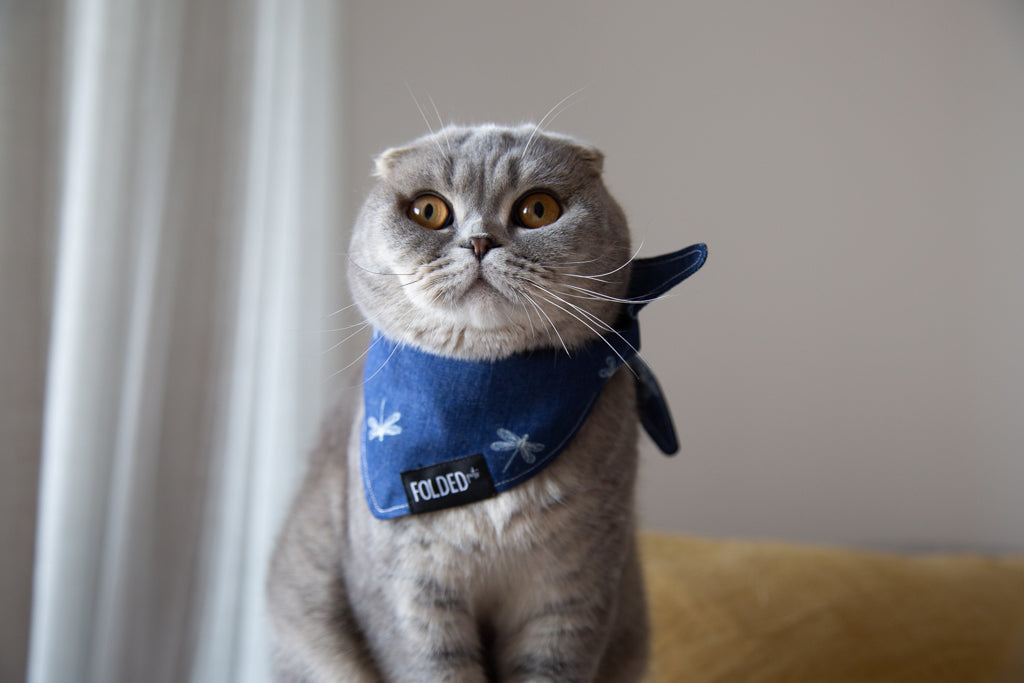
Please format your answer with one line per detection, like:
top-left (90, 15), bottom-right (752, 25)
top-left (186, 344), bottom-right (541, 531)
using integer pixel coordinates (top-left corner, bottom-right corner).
top-left (395, 463), bottom-right (579, 556)
top-left (349, 427), bottom-right (587, 562)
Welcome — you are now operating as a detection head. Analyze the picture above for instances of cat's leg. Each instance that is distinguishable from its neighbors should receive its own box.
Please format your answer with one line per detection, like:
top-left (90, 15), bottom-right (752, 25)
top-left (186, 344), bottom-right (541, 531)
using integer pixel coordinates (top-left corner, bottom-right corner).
top-left (592, 539), bottom-right (649, 683)
top-left (267, 457), bottom-right (381, 683)
top-left (352, 571), bottom-right (489, 683)
top-left (493, 539), bottom-right (647, 683)
top-left (494, 582), bottom-right (615, 682)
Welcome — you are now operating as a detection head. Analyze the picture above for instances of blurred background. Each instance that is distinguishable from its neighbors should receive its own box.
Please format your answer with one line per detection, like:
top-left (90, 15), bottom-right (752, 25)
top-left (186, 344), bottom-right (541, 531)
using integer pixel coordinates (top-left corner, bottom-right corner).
top-left (3, 1), bottom-right (1022, 681)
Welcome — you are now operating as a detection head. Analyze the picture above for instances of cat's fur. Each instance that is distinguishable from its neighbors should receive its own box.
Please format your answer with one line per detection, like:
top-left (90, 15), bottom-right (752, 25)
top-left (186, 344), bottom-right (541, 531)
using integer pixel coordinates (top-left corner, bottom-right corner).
top-left (267, 124), bottom-right (649, 682)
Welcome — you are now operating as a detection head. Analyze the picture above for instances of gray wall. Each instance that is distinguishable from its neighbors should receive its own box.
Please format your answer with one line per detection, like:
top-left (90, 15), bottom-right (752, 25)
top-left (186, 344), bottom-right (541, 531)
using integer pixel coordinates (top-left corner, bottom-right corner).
top-left (342, 1), bottom-right (1024, 551)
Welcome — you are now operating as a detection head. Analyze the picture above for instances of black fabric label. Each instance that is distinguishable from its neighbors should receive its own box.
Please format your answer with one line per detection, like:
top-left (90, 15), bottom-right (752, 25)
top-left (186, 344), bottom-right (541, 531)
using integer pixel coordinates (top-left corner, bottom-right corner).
top-left (401, 453), bottom-right (496, 515)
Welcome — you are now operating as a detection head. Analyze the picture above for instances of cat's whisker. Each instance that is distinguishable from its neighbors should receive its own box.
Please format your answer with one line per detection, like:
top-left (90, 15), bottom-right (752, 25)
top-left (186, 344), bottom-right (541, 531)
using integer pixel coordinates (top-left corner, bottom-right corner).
top-left (323, 318), bottom-right (371, 333)
top-left (499, 298), bottom-right (531, 344)
top-left (505, 286), bottom-right (543, 345)
top-left (426, 93), bottom-right (452, 155)
top-left (540, 241), bottom-right (642, 283)
top-left (548, 288), bottom-right (617, 333)
top-left (527, 288), bottom-right (639, 379)
top-left (360, 337), bottom-right (403, 387)
top-left (578, 241), bottom-right (644, 279)
top-left (322, 322), bottom-right (372, 355)
top-left (429, 288), bottom-right (449, 309)
top-left (347, 256), bottom-right (417, 277)
top-left (515, 290), bottom-right (539, 342)
top-left (560, 298), bottom-right (644, 366)
top-left (515, 276), bottom-right (614, 331)
top-left (325, 300), bottom-right (361, 318)
top-left (558, 281), bottom-right (674, 305)
top-left (399, 276), bottom-right (426, 289)
top-left (522, 85), bottom-right (588, 161)
top-left (515, 287), bottom-right (546, 346)
top-left (554, 272), bottom-right (615, 284)
top-left (520, 277), bottom-right (643, 364)
top-left (544, 256), bottom-right (604, 268)
top-left (406, 84), bottom-right (446, 157)
top-left (518, 148), bottom-right (563, 168)
top-left (520, 290), bottom-right (569, 356)
top-left (323, 331), bottom-right (384, 383)
top-left (325, 297), bottom-right (429, 384)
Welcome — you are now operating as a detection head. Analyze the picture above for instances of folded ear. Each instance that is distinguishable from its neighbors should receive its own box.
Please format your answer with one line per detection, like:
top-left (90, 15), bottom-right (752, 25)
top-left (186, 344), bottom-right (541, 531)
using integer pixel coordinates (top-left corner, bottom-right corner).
top-left (529, 127), bottom-right (606, 175)
top-left (373, 146), bottom-right (414, 179)
top-left (571, 143), bottom-right (605, 175)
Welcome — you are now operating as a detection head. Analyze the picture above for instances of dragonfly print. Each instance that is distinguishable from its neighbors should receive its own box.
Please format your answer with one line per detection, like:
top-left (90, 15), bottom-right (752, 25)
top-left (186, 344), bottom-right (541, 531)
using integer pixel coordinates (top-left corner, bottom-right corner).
top-left (598, 356), bottom-right (619, 379)
top-left (491, 428), bottom-right (545, 473)
top-left (367, 399), bottom-right (402, 441)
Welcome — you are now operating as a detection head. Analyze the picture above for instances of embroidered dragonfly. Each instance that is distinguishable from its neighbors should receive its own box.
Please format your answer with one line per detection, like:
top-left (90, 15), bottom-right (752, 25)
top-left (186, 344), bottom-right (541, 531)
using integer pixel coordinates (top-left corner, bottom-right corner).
top-left (491, 428), bottom-right (545, 473)
top-left (598, 356), bottom-right (619, 378)
top-left (367, 400), bottom-right (402, 441)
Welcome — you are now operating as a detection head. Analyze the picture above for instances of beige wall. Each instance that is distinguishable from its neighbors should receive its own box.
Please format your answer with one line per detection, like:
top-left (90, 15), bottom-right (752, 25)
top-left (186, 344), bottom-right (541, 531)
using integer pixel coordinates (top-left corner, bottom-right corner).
top-left (343, 1), bottom-right (1024, 550)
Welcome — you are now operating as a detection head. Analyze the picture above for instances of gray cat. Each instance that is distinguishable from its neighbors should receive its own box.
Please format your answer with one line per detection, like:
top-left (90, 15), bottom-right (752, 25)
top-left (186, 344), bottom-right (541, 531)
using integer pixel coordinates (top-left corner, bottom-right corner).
top-left (267, 124), bottom-right (694, 682)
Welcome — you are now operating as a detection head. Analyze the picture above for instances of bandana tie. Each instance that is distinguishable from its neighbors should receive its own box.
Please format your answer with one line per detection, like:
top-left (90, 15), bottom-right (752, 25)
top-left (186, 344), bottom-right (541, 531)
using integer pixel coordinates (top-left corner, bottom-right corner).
top-left (361, 244), bottom-right (707, 519)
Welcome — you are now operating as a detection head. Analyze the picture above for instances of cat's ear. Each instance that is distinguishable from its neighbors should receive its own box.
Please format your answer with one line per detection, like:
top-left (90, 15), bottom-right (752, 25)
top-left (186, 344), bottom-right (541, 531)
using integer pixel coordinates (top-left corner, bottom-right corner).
top-left (571, 144), bottom-right (605, 175)
top-left (373, 146), bottom-right (414, 179)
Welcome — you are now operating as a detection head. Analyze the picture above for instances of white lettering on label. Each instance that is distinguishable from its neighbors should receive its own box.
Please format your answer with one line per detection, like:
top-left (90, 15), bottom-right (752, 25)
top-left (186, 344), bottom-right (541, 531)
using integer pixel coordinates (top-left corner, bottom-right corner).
top-left (408, 470), bottom-right (471, 503)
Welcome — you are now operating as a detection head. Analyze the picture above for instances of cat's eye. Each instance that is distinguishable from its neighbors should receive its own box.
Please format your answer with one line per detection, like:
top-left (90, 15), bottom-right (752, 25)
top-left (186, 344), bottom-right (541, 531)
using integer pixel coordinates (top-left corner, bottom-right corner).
top-left (408, 193), bottom-right (452, 230)
top-left (514, 192), bottom-right (561, 229)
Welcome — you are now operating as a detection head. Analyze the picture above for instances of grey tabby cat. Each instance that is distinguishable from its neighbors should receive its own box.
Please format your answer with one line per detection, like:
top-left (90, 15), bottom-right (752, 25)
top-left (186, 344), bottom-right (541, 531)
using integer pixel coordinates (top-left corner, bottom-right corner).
top-left (268, 124), bottom-right (650, 682)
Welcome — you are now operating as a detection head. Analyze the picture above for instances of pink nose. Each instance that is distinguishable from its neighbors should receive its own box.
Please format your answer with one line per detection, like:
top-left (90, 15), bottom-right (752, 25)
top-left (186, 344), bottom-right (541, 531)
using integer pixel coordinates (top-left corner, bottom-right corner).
top-left (469, 236), bottom-right (494, 260)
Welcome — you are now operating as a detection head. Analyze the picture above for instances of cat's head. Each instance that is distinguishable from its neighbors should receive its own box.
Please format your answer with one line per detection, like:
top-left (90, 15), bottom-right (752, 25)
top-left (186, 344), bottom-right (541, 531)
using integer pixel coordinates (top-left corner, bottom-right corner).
top-left (348, 124), bottom-right (632, 360)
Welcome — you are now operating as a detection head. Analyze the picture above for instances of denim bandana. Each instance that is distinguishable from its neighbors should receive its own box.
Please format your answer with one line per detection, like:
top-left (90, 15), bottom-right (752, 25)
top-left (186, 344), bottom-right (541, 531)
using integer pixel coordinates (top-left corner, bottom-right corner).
top-left (361, 243), bottom-right (708, 519)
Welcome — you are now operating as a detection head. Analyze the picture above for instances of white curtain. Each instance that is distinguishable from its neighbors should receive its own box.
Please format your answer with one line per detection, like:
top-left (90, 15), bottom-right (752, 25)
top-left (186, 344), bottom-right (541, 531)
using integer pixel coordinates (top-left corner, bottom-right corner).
top-left (0, 1), bottom-right (344, 681)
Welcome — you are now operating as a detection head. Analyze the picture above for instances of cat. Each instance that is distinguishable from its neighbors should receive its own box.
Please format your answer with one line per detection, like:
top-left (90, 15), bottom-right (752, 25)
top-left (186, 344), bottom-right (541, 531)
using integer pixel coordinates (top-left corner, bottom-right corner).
top-left (267, 123), bottom-right (694, 682)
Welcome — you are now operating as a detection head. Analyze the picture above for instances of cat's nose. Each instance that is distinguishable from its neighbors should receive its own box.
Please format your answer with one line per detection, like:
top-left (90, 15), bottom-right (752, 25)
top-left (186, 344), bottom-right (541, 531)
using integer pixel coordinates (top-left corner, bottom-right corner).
top-left (465, 234), bottom-right (497, 260)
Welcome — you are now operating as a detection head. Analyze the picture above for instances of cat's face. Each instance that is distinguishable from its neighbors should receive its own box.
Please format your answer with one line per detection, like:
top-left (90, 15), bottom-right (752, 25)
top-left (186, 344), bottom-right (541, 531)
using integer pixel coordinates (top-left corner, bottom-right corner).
top-left (348, 124), bottom-right (632, 360)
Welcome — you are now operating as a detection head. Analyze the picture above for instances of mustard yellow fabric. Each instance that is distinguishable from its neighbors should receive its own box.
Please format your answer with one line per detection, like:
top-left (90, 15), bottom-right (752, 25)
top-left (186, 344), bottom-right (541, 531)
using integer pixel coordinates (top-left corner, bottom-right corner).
top-left (640, 533), bottom-right (1024, 682)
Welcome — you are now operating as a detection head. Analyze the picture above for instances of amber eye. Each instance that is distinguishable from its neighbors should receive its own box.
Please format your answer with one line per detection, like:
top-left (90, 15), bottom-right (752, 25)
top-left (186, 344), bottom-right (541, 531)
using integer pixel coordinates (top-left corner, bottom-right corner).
top-left (408, 193), bottom-right (451, 230)
top-left (514, 192), bottom-right (561, 229)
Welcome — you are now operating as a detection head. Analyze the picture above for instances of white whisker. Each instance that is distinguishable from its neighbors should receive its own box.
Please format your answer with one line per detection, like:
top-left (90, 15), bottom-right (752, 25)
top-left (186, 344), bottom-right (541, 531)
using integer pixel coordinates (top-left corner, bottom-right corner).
top-left (556, 272), bottom-right (614, 284)
top-left (545, 256), bottom-right (604, 267)
top-left (406, 83), bottom-right (445, 156)
top-left (519, 276), bottom-right (642, 357)
top-left (323, 318), bottom-right (371, 333)
top-left (347, 255), bottom-right (417, 277)
top-left (559, 281), bottom-right (672, 305)
top-left (322, 321), bottom-right (371, 355)
top-left (324, 332), bottom-right (383, 383)
top-left (361, 338), bottom-right (403, 386)
top-left (541, 240), bottom-right (642, 282)
top-left (521, 290), bottom-right (569, 356)
top-left (427, 93), bottom-right (451, 155)
top-left (582, 240), bottom-right (644, 279)
top-left (527, 286), bottom-right (639, 378)
top-left (325, 300), bottom-right (360, 318)
top-left (521, 85), bottom-right (588, 161)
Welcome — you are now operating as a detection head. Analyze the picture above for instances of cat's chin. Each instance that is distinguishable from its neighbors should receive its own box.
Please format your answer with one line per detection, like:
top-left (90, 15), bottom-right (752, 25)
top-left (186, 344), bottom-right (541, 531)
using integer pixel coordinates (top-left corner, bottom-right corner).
top-left (416, 266), bottom-right (522, 329)
top-left (444, 286), bottom-right (522, 337)
top-left (370, 292), bottom-right (547, 360)
top-left (385, 322), bottom-right (539, 361)
top-left (459, 278), bottom-right (511, 312)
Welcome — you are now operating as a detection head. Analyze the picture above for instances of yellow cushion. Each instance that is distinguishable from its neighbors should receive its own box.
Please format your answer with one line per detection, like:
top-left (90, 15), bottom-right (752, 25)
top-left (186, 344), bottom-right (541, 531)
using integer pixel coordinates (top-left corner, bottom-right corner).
top-left (640, 533), bottom-right (1024, 682)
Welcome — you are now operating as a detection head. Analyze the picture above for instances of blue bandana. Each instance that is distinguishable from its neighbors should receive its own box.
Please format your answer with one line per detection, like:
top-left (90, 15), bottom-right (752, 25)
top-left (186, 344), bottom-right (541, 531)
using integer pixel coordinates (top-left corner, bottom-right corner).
top-left (361, 244), bottom-right (708, 519)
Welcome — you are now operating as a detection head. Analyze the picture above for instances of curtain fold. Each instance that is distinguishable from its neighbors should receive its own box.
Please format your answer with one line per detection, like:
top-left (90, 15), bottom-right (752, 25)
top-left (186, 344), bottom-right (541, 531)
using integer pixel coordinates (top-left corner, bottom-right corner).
top-left (0, 2), bottom-right (61, 679)
top-left (20, 1), bottom-right (344, 681)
